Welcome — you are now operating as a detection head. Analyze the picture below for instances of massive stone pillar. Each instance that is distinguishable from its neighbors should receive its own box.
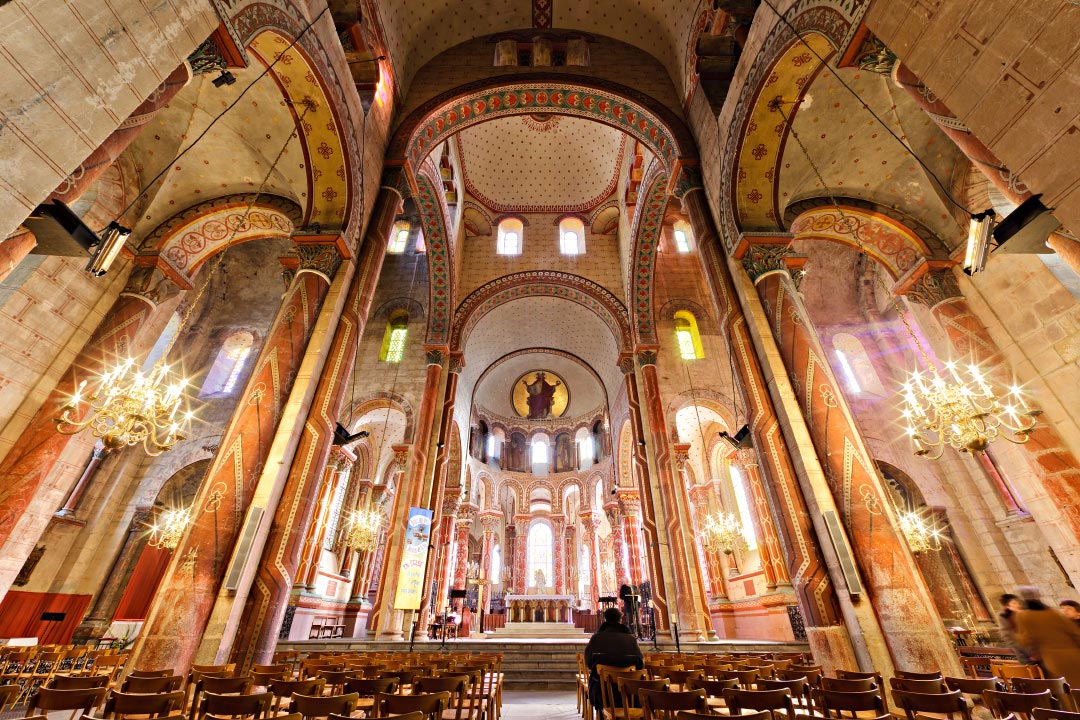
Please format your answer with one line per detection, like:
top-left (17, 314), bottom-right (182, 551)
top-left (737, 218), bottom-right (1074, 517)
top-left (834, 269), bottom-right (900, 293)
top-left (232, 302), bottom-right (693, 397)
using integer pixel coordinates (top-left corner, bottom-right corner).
top-left (370, 347), bottom-right (446, 639)
top-left (618, 493), bottom-right (644, 586)
top-left (129, 245), bottom-right (341, 673)
top-left (453, 506), bottom-right (476, 593)
top-left (745, 242), bottom-right (960, 675)
top-left (0, 263), bottom-right (177, 596)
top-left (618, 360), bottom-right (670, 631)
top-left (734, 448), bottom-right (789, 588)
top-left (635, 350), bottom-right (715, 640)
top-left (426, 488), bottom-right (460, 621)
top-left (905, 268), bottom-right (1080, 546)
top-left (296, 454), bottom-right (352, 590)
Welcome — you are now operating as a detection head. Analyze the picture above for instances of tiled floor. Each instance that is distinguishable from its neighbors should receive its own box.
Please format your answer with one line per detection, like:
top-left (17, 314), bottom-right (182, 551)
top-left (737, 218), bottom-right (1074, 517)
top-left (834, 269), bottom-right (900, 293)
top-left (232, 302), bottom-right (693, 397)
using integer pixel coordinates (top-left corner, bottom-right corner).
top-left (502, 691), bottom-right (579, 718)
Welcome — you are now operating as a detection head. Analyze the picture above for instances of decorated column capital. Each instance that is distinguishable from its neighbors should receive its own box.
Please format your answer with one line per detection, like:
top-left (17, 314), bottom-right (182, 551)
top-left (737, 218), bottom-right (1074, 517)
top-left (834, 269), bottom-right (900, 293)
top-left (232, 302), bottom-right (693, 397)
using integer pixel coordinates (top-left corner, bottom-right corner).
top-left (293, 242), bottom-right (344, 283)
top-left (734, 446), bottom-right (759, 469)
top-left (904, 266), bottom-right (964, 309)
top-left (120, 261), bottom-right (181, 308)
top-left (636, 349), bottom-right (659, 369)
top-left (740, 242), bottom-right (807, 286)
top-left (425, 347), bottom-right (448, 366)
top-left (618, 353), bottom-right (637, 375)
top-left (329, 445), bottom-right (356, 472)
top-left (448, 353), bottom-right (466, 374)
top-left (673, 442), bottom-right (692, 469)
top-left (391, 444), bottom-right (410, 470)
top-left (441, 488), bottom-right (462, 517)
top-left (479, 511), bottom-right (503, 534)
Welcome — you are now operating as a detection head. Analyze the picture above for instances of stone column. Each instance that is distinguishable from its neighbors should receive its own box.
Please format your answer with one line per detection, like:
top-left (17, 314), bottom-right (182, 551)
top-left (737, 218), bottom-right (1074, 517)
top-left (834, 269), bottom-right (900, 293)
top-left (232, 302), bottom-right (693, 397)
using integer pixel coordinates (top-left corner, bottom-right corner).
top-left (618, 493), bottom-right (644, 585)
top-left (453, 505), bottom-right (476, 592)
top-left (686, 480), bottom-right (724, 598)
top-left (551, 515), bottom-right (567, 594)
top-left (684, 182), bottom-right (857, 671)
top-left (55, 443), bottom-right (110, 518)
top-left (73, 506), bottom-right (154, 643)
top-left (0, 228), bottom-right (37, 283)
top-left (512, 515), bottom-right (529, 595)
top-left (563, 524), bottom-right (576, 602)
top-left (128, 245), bottom-right (342, 673)
top-left (734, 448), bottom-right (789, 588)
top-left (479, 512), bottom-right (501, 612)
top-left (370, 348), bottom-right (446, 639)
top-left (294, 454), bottom-right (351, 590)
top-left (618, 359), bottom-right (670, 630)
top-left (635, 350), bottom-right (715, 640)
top-left (0, 263), bottom-right (177, 596)
top-left (580, 512), bottom-right (600, 607)
top-left (745, 242), bottom-right (960, 675)
top-left (905, 268), bottom-right (1080, 538)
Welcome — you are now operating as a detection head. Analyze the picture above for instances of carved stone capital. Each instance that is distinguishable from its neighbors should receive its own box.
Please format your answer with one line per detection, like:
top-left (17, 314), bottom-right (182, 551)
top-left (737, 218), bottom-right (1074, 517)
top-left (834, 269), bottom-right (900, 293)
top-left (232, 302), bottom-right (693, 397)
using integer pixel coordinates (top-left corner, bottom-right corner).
top-left (121, 263), bottom-right (180, 307)
top-left (618, 354), bottom-right (637, 375)
top-left (425, 347), bottom-right (447, 366)
top-left (479, 512), bottom-right (503, 533)
top-left (381, 166), bottom-right (411, 200)
top-left (188, 35), bottom-right (229, 76)
top-left (294, 243), bottom-right (343, 281)
top-left (735, 446), bottom-right (759, 469)
top-left (448, 353), bottom-right (465, 374)
top-left (636, 349), bottom-right (658, 368)
top-left (670, 164), bottom-right (704, 200)
top-left (673, 442), bottom-right (691, 470)
top-left (906, 268), bottom-right (963, 309)
top-left (741, 244), bottom-right (806, 286)
top-left (391, 444), bottom-right (410, 469)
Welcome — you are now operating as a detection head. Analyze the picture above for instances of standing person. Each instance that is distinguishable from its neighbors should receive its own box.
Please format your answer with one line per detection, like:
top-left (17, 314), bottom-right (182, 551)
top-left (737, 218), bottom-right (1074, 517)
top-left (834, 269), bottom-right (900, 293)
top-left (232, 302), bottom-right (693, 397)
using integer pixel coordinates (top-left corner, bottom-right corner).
top-left (998, 593), bottom-right (1035, 665)
top-left (1058, 600), bottom-right (1080, 629)
top-left (585, 608), bottom-right (643, 712)
top-left (619, 579), bottom-right (640, 636)
top-left (1014, 586), bottom-right (1080, 685)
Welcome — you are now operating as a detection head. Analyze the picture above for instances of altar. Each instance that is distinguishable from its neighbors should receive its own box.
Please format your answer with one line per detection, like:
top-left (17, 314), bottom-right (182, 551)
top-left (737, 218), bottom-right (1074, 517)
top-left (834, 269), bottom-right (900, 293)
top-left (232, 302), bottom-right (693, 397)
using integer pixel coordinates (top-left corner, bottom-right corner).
top-left (505, 594), bottom-right (576, 623)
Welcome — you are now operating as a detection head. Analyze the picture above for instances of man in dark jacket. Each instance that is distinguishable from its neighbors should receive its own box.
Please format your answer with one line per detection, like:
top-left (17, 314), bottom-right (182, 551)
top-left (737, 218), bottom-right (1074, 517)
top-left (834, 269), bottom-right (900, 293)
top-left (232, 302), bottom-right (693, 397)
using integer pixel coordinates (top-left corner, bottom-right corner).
top-left (585, 608), bottom-right (643, 710)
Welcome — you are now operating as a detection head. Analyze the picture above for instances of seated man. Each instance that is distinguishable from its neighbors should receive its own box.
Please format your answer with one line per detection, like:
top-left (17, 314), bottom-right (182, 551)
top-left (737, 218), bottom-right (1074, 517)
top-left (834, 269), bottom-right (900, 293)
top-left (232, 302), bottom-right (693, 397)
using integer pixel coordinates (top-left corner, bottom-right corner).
top-left (584, 607), bottom-right (644, 711)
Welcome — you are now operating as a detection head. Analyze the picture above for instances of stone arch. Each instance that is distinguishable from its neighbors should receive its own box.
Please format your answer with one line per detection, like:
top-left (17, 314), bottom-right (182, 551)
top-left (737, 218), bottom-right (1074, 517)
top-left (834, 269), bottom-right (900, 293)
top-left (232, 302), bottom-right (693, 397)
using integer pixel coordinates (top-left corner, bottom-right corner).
top-left (139, 194), bottom-right (302, 288)
top-left (343, 392), bottom-right (415, 443)
top-left (628, 162), bottom-right (671, 344)
top-left (452, 271), bottom-right (631, 352)
top-left (667, 389), bottom-right (738, 426)
top-left (372, 296), bottom-right (426, 323)
top-left (470, 347), bottom-right (608, 413)
top-left (657, 298), bottom-right (718, 336)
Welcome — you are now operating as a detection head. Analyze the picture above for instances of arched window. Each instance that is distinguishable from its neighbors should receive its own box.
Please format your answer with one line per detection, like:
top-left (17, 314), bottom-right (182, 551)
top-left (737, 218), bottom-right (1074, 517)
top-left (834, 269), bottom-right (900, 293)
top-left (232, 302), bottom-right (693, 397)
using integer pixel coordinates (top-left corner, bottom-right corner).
top-left (199, 330), bottom-right (255, 398)
top-left (527, 522), bottom-right (553, 587)
top-left (674, 310), bottom-right (704, 360)
top-left (673, 221), bottom-right (693, 253)
top-left (142, 313), bottom-right (181, 371)
top-left (832, 333), bottom-right (886, 396)
top-left (380, 311), bottom-right (408, 363)
top-left (497, 218), bottom-right (523, 255)
top-left (729, 466), bottom-right (758, 551)
top-left (559, 217), bottom-right (585, 255)
top-left (388, 220), bottom-right (409, 254)
top-left (594, 478), bottom-right (604, 512)
top-left (531, 436), bottom-right (549, 473)
top-left (491, 544), bottom-right (502, 583)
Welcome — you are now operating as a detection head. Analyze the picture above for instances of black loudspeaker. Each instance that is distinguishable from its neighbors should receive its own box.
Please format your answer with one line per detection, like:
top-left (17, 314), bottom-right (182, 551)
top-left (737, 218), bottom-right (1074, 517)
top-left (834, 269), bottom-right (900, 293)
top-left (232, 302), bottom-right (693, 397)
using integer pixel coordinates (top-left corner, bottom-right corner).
top-left (448, 589), bottom-right (468, 599)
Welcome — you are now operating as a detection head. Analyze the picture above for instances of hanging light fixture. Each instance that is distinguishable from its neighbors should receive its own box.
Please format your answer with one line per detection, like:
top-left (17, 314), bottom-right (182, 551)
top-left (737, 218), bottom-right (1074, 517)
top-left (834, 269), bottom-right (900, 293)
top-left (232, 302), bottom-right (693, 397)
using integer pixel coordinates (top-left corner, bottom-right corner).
top-left (55, 360), bottom-right (192, 455)
top-left (771, 100), bottom-right (1041, 462)
top-left (343, 507), bottom-right (383, 552)
top-left (700, 511), bottom-right (748, 556)
top-left (147, 507), bottom-right (192, 551)
top-left (896, 509), bottom-right (943, 554)
top-left (54, 97), bottom-right (320, 456)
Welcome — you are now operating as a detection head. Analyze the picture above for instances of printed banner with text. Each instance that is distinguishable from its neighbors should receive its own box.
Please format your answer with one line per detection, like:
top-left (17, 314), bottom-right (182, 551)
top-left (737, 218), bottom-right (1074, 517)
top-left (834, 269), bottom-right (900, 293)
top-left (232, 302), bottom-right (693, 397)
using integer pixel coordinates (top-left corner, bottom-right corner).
top-left (393, 506), bottom-right (433, 610)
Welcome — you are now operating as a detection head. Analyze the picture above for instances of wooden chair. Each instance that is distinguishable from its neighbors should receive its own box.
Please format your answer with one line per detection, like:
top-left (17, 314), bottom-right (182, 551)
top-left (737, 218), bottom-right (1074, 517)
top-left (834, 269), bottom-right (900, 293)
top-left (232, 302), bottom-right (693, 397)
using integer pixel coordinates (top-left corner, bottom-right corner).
top-left (891, 689), bottom-right (973, 720)
top-left (414, 675), bottom-right (472, 720)
top-left (1034, 710), bottom-right (1080, 720)
top-left (90, 656), bottom-right (128, 688)
top-left (614, 679), bottom-right (669, 720)
top-left (897, 671), bottom-right (945, 681)
top-left (290, 693), bottom-right (358, 720)
top-left (778, 669), bottom-right (822, 689)
top-left (102, 689), bottom-right (186, 719)
top-left (1, 684), bottom-right (23, 712)
top-left (984, 690), bottom-right (1058, 720)
top-left (50, 675), bottom-right (111, 690)
top-left (722, 688), bottom-right (797, 720)
top-left (375, 691), bottom-right (451, 720)
top-left (577, 654), bottom-right (591, 718)
top-left (128, 670), bottom-right (174, 679)
top-left (758, 678), bottom-right (811, 713)
top-left (946, 677), bottom-right (1005, 694)
top-left (993, 664), bottom-right (1044, 682)
top-left (663, 671), bottom-right (701, 692)
top-left (890, 678), bottom-right (947, 693)
top-left (821, 678), bottom-right (877, 693)
top-left (676, 710), bottom-right (771, 720)
top-left (812, 688), bottom-right (887, 719)
top-left (252, 665), bottom-right (291, 677)
top-left (25, 687), bottom-right (108, 718)
top-left (687, 677), bottom-right (737, 712)
top-left (597, 668), bottom-right (646, 720)
top-left (269, 679), bottom-right (325, 713)
top-left (1011, 679), bottom-right (1073, 711)
top-left (192, 691), bottom-right (273, 720)
top-left (715, 670), bottom-right (759, 689)
top-left (379, 671), bottom-right (419, 692)
top-left (121, 676), bottom-right (184, 693)
top-left (836, 671), bottom-right (883, 687)
top-left (639, 689), bottom-right (707, 720)
top-left (345, 678), bottom-right (399, 715)
top-left (190, 675), bottom-right (253, 718)
top-left (317, 670), bottom-right (353, 697)
top-left (331, 713), bottom-right (423, 720)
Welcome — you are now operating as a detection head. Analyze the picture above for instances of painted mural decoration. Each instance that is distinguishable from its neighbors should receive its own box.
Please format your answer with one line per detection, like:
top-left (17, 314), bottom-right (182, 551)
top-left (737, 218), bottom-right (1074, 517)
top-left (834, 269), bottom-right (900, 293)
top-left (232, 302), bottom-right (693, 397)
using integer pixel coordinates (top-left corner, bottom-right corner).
top-left (512, 370), bottom-right (569, 420)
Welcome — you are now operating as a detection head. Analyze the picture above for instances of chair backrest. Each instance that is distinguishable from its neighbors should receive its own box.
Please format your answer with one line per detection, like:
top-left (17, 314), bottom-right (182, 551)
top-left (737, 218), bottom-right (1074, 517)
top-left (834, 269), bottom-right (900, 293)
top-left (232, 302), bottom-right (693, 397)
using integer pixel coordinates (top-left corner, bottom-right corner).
top-left (689, 677), bottom-right (738, 698)
top-left (617, 678), bottom-right (669, 718)
top-left (344, 677), bottom-right (399, 696)
top-left (376, 691), bottom-right (451, 720)
top-left (596, 666), bottom-right (645, 711)
top-left (195, 690), bottom-right (273, 720)
top-left (676, 711), bottom-right (772, 720)
top-left (51, 675), bottom-right (111, 690)
top-left (716, 670), bottom-right (760, 688)
top-left (252, 665), bottom-right (290, 676)
top-left (1011, 679), bottom-right (1071, 709)
top-left (722, 688), bottom-right (797, 720)
top-left (192, 664), bottom-right (236, 675)
top-left (379, 670), bottom-right (418, 687)
top-left (121, 675), bottom-right (184, 693)
top-left (289, 692), bottom-right (359, 720)
top-left (1033, 710), bottom-right (1080, 720)
top-left (269, 678), bottom-right (324, 700)
top-left (27, 687), bottom-right (108, 714)
top-left (897, 672), bottom-right (945, 681)
top-left (330, 713), bottom-right (425, 720)
top-left (822, 678), bottom-right (876, 693)
top-left (945, 677), bottom-right (1005, 695)
top-left (199, 676), bottom-right (253, 695)
top-left (666, 670), bottom-right (703, 686)
top-left (128, 670), bottom-right (174, 679)
top-left (891, 689), bottom-right (971, 720)
top-left (983, 690), bottom-right (1057, 720)
top-left (891, 678), bottom-right (947, 693)
top-left (103, 689), bottom-right (186, 719)
top-left (640, 689), bottom-right (707, 720)
top-left (779, 669), bottom-right (821, 687)
top-left (0, 685), bottom-right (21, 712)
top-left (837, 671), bottom-right (883, 686)
top-left (812, 688), bottom-right (887, 718)
top-left (993, 664), bottom-right (1044, 681)
top-left (414, 676), bottom-right (469, 720)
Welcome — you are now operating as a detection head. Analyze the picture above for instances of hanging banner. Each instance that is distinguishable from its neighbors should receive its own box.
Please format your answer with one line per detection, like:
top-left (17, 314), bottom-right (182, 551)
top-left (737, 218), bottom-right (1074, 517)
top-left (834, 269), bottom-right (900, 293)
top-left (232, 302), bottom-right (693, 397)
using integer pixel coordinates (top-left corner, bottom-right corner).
top-left (393, 506), bottom-right (433, 610)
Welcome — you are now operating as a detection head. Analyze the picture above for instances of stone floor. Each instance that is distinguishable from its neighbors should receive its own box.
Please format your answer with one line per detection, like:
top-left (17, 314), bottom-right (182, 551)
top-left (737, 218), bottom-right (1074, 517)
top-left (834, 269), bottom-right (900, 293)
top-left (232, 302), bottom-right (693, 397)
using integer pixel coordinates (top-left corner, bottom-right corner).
top-left (502, 690), bottom-right (579, 718)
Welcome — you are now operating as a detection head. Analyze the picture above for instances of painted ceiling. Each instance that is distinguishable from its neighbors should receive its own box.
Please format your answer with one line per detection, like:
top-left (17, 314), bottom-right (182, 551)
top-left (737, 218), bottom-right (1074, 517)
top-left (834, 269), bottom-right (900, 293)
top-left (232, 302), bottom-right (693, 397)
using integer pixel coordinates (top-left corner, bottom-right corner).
top-left (128, 65), bottom-right (305, 238)
top-left (778, 69), bottom-right (967, 243)
top-left (455, 115), bottom-right (626, 213)
top-left (473, 349), bottom-right (606, 420)
top-left (370, 0), bottom-right (702, 95)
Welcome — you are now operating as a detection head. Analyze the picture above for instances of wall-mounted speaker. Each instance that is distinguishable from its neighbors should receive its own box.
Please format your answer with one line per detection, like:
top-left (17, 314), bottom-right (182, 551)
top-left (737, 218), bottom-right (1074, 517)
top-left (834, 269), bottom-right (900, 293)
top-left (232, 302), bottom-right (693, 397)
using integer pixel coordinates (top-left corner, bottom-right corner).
top-left (822, 510), bottom-right (862, 597)
top-left (223, 506), bottom-right (265, 592)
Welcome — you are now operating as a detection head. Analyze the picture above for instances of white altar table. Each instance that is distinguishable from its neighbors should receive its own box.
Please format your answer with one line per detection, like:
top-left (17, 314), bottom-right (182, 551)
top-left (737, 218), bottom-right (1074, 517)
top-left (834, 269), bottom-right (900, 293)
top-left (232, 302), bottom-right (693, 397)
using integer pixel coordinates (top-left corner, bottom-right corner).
top-left (505, 593), bottom-right (576, 623)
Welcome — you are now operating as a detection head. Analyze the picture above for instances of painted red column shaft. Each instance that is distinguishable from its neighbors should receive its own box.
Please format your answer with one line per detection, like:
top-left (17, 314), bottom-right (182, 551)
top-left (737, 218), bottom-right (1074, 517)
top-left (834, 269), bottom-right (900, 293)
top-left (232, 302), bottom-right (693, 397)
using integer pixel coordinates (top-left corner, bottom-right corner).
top-left (0, 264), bottom-right (175, 594)
top-left (129, 250), bottom-right (339, 673)
top-left (51, 65), bottom-right (191, 204)
top-left (752, 264), bottom-right (959, 674)
top-left (453, 508), bottom-right (475, 592)
top-left (0, 229), bottom-right (36, 283)
top-left (55, 443), bottom-right (110, 517)
top-left (479, 512), bottom-right (500, 613)
top-left (734, 450), bottom-right (789, 588)
top-left (551, 515), bottom-right (566, 593)
top-left (637, 354), bottom-right (714, 639)
top-left (618, 361), bottom-right (670, 630)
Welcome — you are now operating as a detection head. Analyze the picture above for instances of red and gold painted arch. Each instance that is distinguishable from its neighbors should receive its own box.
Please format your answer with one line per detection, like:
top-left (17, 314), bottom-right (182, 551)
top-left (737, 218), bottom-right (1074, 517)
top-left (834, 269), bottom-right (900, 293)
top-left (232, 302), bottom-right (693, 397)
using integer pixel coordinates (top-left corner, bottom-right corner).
top-left (789, 205), bottom-right (932, 280)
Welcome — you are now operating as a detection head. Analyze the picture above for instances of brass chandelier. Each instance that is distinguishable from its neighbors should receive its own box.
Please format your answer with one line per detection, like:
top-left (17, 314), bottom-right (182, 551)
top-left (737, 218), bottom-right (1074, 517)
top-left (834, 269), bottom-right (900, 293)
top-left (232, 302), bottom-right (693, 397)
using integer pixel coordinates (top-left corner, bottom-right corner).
top-left (700, 511), bottom-right (748, 556)
top-left (147, 507), bottom-right (192, 551)
top-left (896, 509), bottom-right (944, 554)
top-left (56, 360), bottom-right (192, 455)
top-left (343, 508), bottom-right (383, 552)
